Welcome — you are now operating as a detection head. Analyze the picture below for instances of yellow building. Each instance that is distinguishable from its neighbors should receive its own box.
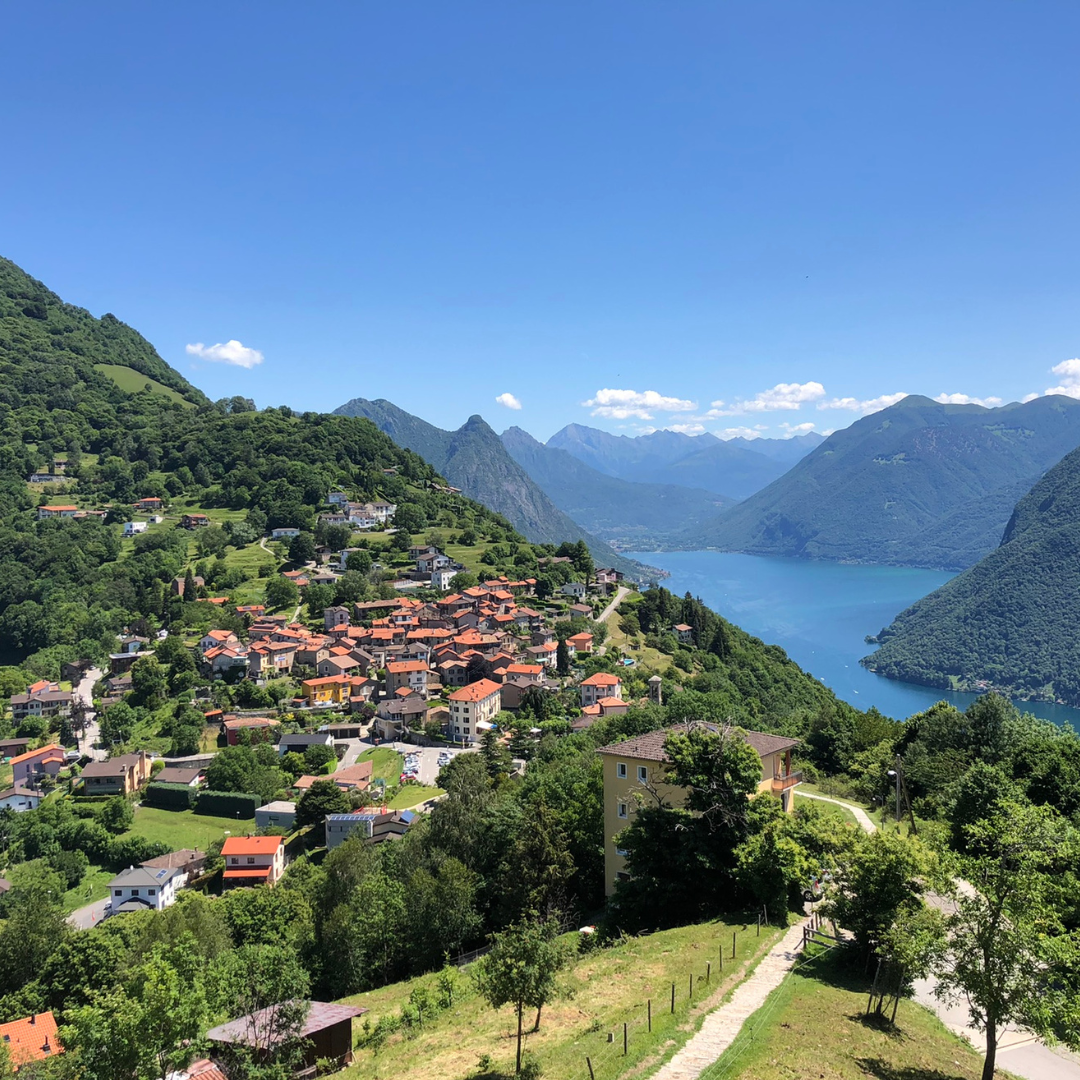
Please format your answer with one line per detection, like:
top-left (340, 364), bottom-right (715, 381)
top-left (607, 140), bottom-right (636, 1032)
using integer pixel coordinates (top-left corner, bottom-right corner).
top-left (596, 726), bottom-right (802, 895)
top-left (302, 674), bottom-right (351, 706)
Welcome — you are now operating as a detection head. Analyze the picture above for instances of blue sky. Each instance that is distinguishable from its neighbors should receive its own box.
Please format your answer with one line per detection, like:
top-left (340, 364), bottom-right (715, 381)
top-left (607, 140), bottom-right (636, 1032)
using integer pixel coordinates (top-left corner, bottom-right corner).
top-left (3, 2), bottom-right (1080, 441)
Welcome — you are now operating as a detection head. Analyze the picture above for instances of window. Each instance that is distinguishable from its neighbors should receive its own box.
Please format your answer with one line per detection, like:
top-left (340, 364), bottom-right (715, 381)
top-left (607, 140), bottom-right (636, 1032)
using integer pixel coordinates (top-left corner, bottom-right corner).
top-left (616, 762), bottom-right (627, 778)
top-left (616, 871), bottom-right (631, 881)
top-left (247, 857), bottom-right (256, 865)
top-left (114, 890), bottom-right (122, 897)
top-left (231, 857), bottom-right (239, 864)
top-left (615, 846), bottom-right (628, 857)
top-left (617, 802), bottom-right (628, 819)
top-left (637, 766), bottom-right (648, 783)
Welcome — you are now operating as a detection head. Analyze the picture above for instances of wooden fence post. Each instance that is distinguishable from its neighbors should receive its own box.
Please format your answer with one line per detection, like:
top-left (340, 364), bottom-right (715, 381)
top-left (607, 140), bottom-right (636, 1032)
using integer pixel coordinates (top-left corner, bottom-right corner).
top-left (648, 998), bottom-right (652, 1032)
top-left (707, 961), bottom-right (711, 985)
top-left (671, 982), bottom-right (675, 1014)
top-left (587, 1057), bottom-right (595, 1080)
top-left (732, 931), bottom-right (737, 960)
top-left (623, 1022), bottom-right (628, 1055)
top-left (689, 973), bottom-right (693, 1002)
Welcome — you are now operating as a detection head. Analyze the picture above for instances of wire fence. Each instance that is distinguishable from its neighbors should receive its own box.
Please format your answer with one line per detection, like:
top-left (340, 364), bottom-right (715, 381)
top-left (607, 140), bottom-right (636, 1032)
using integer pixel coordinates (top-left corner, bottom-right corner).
top-left (696, 912), bottom-right (843, 1080)
top-left (519, 912), bottom-right (782, 1080)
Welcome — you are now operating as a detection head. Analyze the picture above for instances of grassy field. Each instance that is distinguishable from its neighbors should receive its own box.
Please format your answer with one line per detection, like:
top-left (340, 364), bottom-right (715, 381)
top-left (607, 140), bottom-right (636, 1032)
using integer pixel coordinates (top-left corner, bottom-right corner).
top-left (125, 806), bottom-right (243, 850)
top-left (62, 865), bottom-right (113, 915)
top-left (604, 594), bottom-right (669, 671)
top-left (699, 944), bottom-right (1006, 1080)
top-left (387, 786), bottom-right (445, 810)
top-left (338, 918), bottom-right (784, 1080)
top-left (358, 748), bottom-right (405, 785)
top-left (793, 789), bottom-right (862, 827)
top-left (94, 364), bottom-right (194, 406)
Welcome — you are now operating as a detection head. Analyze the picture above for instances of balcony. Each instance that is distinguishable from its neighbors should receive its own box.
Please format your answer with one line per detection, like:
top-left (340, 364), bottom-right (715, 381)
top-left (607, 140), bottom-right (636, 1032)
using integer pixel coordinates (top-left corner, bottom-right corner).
top-left (771, 770), bottom-right (803, 794)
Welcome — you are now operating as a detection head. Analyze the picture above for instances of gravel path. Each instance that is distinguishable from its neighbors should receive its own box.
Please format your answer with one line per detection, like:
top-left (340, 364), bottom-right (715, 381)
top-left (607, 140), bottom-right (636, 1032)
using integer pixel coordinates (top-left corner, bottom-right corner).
top-left (648, 919), bottom-right (808, 1080)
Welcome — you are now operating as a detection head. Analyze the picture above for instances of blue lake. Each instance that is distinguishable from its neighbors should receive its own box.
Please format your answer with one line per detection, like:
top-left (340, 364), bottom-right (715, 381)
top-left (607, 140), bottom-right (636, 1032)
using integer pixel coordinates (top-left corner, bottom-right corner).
top-left (626, 550), bottom-right (1080, 728)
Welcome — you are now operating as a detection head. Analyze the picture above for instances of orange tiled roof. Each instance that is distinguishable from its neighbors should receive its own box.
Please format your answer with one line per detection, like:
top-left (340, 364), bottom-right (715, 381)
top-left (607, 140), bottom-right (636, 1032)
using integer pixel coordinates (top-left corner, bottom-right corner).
top-left (581, 672), bottom-right (621, 686)
top-left (448, 679), bottom-right (502, 703)
top-left (0, 1011), bottom-right (60, 1068)
top-left (8, 744), bottom-right (63, 767)
top-left (222, 836), bottom-right (283, 856)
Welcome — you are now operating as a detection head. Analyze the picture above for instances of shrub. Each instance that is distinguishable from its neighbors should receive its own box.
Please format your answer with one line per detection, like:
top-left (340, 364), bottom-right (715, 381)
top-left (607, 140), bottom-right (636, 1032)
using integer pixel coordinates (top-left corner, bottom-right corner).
top-left (195, 790), bottom-right (259, 819)
top-left (107, 836), bottom-right (170, 868)
top-left (144, 782), bottom-right (197, 811)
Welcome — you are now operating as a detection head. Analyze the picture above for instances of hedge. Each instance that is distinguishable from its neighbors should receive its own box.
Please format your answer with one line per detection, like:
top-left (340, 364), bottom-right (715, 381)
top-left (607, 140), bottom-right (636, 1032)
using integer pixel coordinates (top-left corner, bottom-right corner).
top-left (144, 782), bottom-right (198, 811)
top-left (195, 791), bottom-right (259, 819)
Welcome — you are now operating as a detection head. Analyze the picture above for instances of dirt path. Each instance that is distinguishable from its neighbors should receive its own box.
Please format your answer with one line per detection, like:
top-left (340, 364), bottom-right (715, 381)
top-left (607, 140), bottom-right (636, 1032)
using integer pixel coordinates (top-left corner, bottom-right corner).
top-left (648, 920), bottom-right (808, 1080)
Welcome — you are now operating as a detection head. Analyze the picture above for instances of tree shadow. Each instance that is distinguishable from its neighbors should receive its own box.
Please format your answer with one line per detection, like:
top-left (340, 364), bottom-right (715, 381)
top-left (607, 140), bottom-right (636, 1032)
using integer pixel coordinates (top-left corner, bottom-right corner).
top-left (856, 1059), bottom-right (974, 1080)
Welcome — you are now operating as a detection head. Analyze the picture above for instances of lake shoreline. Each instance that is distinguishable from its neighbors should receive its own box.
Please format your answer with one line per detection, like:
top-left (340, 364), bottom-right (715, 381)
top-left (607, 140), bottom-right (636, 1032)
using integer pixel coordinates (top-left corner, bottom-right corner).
top-left (626, 549), bottom-right (1080, 728)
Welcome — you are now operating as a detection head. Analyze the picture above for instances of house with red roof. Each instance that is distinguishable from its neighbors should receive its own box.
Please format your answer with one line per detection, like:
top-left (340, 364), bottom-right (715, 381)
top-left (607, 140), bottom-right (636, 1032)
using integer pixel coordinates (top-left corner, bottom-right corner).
top-left (580, 672), bottom-right (623, 708)
top-left (0, 1011), bottom-right (61, 1070)
top-left (10, 745), bottom-right (65, 788)
top-left (221, 835), bottom-right (285, 888)
top-left (447, 679), bottom-right (502, 744)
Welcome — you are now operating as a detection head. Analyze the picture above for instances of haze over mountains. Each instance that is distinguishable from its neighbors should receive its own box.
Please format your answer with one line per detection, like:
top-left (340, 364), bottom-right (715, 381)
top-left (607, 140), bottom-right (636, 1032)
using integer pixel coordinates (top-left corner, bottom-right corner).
top-left (686, 394), bottom-right (1080, 570)
top-left (500, 426), bottom-right (729, 547)
top-left (864, 442), bottom-right (1080, 704)
top-left (546, 423), bottom-right (823, 499)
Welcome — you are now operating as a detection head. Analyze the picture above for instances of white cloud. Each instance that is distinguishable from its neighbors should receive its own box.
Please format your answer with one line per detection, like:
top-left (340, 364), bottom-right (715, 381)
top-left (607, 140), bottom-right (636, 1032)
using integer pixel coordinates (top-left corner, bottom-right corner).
top-left (661, 422), bottom-right (705, 435)
top-left (933, 393), bottom-right (1003, 407)
top-left (1044, 358), bottom-right (1080, 400)
top-left (780, 421), bottom-right (817, 437)
top-left (1022, 392), bottom-right (1039, 403)
top-left (819, 392), bottom-right (908, 415)
top-left (495, 392), bottom-right (522, 410)
top-left (185, 339), bottom-right (264, 369)
top-left (716, 426), bottom-right (763, 440)
top-left (583, 388), bottom-right (697, 420)
top-left (706, 381), bottom-right (826, 416)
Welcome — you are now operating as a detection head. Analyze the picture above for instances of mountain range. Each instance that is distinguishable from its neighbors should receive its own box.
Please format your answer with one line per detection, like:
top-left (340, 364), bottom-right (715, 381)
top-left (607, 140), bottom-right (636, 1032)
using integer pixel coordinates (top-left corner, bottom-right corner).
top-left (500, 426), bottom-right (729, 546)
top-left (863, 442), bottom-right (1080, 704)
top-left (332, 397), bottom-right (643, 576)
top-left (683, 394), bottom-right (1080, 570)
top-left (546, 423), bottom-right (823, 499)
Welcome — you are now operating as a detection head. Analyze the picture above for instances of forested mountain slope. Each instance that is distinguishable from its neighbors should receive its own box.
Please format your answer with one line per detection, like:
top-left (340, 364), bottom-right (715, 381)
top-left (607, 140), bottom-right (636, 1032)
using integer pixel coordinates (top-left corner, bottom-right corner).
top-left (333, 398), bottom-right (641, 575)
top-left (0, 257), bottom-right (208, 408)
top-left (685, 394), bottom-right (1080, 569)
top-left (500, 426), bottom-right (729, 546)
top-left (864, 444), bottom-right (1080, 704)
top-left (546, 423), bottom-right (803, 499)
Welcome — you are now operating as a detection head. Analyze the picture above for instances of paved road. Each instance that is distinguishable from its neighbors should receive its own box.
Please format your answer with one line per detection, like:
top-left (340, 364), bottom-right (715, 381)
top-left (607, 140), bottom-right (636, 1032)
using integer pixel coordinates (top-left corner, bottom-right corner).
top-left (597, 585), bottom-right (630, 624)
top-left (798, 791), bottom-right (1080, 1079)
top-left (68, 896), bottom-right (109, 930)
top-left (797, 790), bottom-right (875, 834)
top-left (74, 667), bottom-right (106, 761)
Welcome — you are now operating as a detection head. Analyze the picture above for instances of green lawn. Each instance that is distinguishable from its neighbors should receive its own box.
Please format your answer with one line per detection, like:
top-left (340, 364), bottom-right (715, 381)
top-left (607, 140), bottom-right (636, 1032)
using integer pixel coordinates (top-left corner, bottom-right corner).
top-left (699, 944), bottom-right (1006, 1080)
top-left (125, 806), bottom-right (243, 851)
top-left (793, 789), bottom-right (861, 827)
top-left (387, 786), bottom-right (445, 810)
top-left (339, 917), bottom-right (784, 1080)
top-left (63, 865), bottom-right (113, 915)
top-left (357, 747), bottom-right (405, 785)
top-left (93, 364), bottom-right (194, 406)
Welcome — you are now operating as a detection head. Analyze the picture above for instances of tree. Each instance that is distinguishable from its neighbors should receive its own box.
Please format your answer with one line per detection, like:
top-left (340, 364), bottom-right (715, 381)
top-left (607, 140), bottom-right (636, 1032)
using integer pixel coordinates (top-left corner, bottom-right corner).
top-left (288, 532), bottom-right (316, 566)
top-left (934, 801), bottom-right (1080, 1080)
top-left (209, 944), bottom-right (311, 1077)
top-left (0, 863), bottom-right (67, 996)
top-left (734, 800), bottom-right (812, 921)
top-left (303, 743), bottom-right (337, 772)
top-left (303, 583), bottom-right (334, 618)
top-left (264, 575), bottom-right (299, 612)
top-left (474, 917), bottom-right (571, 1073)
top-left (345, 549), bottom-right (372, 576)
top-left (129, 657), bottom-right (167, 708)
top-left (825, 830), bottom-right (933, 964)
top-left (480, 728), bottom-right (511, 782)
top-left (296, 778), bottom-right (350, 828)
top-left (99, 795), bottom-right (134, 835)
top-left (555, 639), bottom-right (570, 676)
top-left (100, 701), bottom-right (137, 747)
